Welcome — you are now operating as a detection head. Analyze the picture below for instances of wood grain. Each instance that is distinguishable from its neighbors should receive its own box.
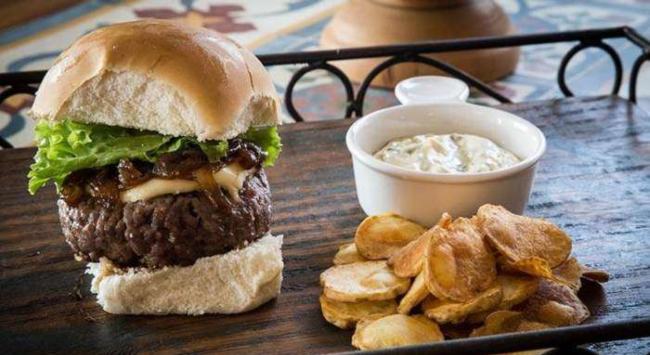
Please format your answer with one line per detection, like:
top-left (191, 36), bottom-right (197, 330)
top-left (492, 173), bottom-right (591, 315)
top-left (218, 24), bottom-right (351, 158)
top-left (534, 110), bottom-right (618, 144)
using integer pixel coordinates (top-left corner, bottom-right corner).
top-left (0, 96), bottom-right (649, 354)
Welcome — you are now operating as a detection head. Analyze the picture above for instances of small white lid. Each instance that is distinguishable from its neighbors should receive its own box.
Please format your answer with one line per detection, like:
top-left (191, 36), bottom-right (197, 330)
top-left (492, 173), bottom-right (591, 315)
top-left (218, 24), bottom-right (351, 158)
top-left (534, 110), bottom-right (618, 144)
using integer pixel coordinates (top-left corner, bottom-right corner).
top-left (394, 75), bottom-right (469, 105)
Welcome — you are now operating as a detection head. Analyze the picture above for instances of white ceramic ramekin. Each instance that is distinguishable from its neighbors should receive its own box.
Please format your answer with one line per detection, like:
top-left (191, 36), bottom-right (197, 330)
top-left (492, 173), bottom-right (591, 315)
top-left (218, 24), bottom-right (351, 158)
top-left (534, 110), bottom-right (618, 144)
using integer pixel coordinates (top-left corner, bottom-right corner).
top-left (346, 76), bottom-right (546, 226)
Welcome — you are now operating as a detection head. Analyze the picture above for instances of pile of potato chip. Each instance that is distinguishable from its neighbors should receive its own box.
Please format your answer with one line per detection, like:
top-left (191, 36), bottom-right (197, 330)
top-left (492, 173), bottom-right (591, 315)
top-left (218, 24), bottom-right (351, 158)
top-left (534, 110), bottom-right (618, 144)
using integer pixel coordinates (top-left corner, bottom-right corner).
top-left (319, 204), bottom-right (609, 351)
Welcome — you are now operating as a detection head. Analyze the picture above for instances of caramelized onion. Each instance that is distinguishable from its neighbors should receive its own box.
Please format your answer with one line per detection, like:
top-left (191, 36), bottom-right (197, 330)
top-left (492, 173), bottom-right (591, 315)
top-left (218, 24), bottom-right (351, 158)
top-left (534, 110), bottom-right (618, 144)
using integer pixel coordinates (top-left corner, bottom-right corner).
top-left (153, 147), bottom-right (208, 178)
top-left (195, 167), bottom-right (235, 208)
top-left (117, 159), bottom-right (152, 189)
top-left (59, 142), bottom-right (264, 205)
top-left (61, 169), bottom-right (94, 206)
top-left (61, 184), bottom-right (85, 206)
top-left (226, 139), bottom-right (264, 169)
top-left (87, 168), bottom-right (120, 203)
top-left (194, 167), bottom-right (219, 191)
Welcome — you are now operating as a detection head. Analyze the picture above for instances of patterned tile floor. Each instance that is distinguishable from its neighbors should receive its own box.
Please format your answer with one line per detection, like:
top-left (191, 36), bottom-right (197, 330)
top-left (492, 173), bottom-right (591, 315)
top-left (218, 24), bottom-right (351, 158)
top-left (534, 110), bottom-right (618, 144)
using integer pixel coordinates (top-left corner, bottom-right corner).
top-left (0, 0), bottom-right (649, 146)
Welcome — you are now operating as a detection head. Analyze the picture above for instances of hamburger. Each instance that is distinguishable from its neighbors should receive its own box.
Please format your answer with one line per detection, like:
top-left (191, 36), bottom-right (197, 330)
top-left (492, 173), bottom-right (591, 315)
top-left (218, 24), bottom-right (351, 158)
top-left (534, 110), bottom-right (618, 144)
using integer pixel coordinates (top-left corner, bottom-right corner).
top-left (27, 20), bottom-right (284, 315)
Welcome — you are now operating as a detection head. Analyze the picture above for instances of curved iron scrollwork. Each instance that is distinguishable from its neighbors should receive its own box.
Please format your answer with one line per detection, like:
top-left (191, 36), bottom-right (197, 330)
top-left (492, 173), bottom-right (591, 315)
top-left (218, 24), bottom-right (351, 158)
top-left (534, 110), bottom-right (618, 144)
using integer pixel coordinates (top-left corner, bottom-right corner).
top-left (287, 54), bottom-right (513, 121)
top-left (0, 26), bottom-right (649, 142)
top-left (354, 54), bottom-right (512, 117)
top-left (284, 61), bottom-right (355, 122)
top-left (629, 51), bottom-right (650, 103)
top-left (558, 41), bottom-right (623, 97)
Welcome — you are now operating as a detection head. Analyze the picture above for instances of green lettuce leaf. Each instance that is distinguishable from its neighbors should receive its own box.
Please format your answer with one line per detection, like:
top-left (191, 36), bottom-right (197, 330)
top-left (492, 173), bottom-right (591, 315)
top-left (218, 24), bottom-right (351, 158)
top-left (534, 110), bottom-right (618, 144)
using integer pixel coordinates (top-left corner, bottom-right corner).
top-left (28, 120), bottom-right (281, 195)
top-left (241, 125), bottom-right (282, 167)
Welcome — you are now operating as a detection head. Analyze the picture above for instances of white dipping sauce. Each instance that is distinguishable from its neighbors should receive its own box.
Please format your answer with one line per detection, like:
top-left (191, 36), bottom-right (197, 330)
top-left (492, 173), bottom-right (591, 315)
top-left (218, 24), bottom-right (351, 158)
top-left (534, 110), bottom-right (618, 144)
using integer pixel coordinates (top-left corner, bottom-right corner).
top-left (374, 133), bottom-right (520, 174)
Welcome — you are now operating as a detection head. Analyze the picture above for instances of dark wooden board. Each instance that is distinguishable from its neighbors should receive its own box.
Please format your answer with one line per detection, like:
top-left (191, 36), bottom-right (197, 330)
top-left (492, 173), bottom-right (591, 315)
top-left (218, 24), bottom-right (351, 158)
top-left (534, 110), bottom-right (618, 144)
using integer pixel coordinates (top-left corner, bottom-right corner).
top-left (0, 96), bottom-right (649, 354)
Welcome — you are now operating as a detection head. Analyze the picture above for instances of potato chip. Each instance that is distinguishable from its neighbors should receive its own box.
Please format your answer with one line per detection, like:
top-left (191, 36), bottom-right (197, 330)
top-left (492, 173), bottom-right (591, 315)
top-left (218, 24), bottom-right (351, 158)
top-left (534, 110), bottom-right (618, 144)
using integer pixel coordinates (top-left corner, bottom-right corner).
top-left (536, 301), bottom-right (579, 326)
top-left (388, 233), bottom-right (430, 278)
top-left (516, 320), bottom-right (552, 332)
top-left (465, 311), bottom-right (490, 324)
top-left (477, 205), bottom-right (572, 278)
top-left (319, 295), bottom-right (397, 329)
top-left (552, 257), bottom-right (582, 293)
top-left (497, 274), bottom-right (540, 309)
top-left (352, 314), bottom-right (444, 350)
top-left (424, 217), bottom-right (497, 302)
top-left (355, 213), bottom-right (426, 260)
top-left (518, 279), bottom-right (589, 326)
top-left (397, 272), bottom-right (429, 315)
top-left (320, 261), bottom-right (411, 302)
top-left (451, 273), bottom-right (538, 325)
top-left (454, 273), bottom-right (535, 324)
top-left (318, 207), bottom-right (600, 347)
top-left (422, 285), bottom-right (502, 324)
top-left (503, 257), bottom-right (554, 279)
top-left (495, 255), bottom-right (522, 273)
top-left (333, 242), bottom-right (367, 265)
top-left (388, 213), bottom-right (451, 278)
top-left (469, 310), bottom-right (524, 337)
top-left (437, 212), bottom-right (453, 229)
top-left (470, 310), bottom-right (553, 338)
top-left (439, 324), bottom-right (473, 339)
top-left (580, 265), bottom-right (610, 283)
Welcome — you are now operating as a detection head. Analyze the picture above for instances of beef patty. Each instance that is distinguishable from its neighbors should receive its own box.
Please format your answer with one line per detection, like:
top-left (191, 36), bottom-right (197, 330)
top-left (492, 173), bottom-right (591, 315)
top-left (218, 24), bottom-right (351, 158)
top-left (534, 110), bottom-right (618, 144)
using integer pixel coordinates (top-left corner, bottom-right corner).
top-left (58, 169), bottom-right (272, 268)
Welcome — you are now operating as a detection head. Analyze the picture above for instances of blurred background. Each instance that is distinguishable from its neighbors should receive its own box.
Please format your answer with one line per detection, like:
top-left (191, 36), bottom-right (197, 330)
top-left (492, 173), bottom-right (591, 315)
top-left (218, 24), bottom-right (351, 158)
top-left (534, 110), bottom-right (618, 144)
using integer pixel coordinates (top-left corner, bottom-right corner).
top-left (1, 0), bottom-right (649, 147)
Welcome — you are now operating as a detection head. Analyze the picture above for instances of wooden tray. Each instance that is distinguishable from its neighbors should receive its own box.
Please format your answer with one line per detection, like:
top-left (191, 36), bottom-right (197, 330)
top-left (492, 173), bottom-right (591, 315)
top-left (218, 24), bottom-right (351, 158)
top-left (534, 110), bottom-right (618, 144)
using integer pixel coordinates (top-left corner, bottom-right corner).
top-left (1, 96), bottom-right (649, 354)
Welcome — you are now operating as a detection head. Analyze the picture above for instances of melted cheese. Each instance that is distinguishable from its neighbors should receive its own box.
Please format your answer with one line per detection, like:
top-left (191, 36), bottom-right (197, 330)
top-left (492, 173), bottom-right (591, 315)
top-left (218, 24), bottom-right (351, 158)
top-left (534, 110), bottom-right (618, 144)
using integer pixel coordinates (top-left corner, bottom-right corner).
top-left (119, 163), bottom-right (254, 203)
top-left (212, 164), bottom-right (254, 201)
top-left (121, 179), bottom-right (200, 203)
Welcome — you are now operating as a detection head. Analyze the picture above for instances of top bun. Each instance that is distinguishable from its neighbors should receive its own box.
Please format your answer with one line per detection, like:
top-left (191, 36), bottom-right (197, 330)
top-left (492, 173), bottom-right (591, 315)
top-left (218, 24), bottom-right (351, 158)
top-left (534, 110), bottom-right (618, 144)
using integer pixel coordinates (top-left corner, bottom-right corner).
top-left (31, 20), bottom-right (281, 141)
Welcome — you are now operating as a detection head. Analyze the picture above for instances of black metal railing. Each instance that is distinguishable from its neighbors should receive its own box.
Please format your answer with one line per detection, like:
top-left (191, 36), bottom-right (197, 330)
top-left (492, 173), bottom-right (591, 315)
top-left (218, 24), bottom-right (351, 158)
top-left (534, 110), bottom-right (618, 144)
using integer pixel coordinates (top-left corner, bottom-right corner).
top-left (259, 26), bottom-right (649, 119)
top-left (1, 26), bottom-right (649, 148)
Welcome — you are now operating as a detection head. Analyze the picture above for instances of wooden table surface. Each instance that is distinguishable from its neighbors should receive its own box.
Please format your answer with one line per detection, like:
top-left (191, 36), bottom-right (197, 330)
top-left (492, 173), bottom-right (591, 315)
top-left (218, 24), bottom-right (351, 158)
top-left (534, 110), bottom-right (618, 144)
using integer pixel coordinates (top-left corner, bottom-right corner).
top-left (0, 96), bottom-right (649, 354)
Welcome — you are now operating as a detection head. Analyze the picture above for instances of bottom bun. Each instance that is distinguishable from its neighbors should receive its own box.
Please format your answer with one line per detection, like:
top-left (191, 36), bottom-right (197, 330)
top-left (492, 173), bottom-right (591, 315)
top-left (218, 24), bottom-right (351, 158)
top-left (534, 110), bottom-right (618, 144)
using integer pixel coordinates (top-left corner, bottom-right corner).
top-left (86, 233), bottom-right (283, 315)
